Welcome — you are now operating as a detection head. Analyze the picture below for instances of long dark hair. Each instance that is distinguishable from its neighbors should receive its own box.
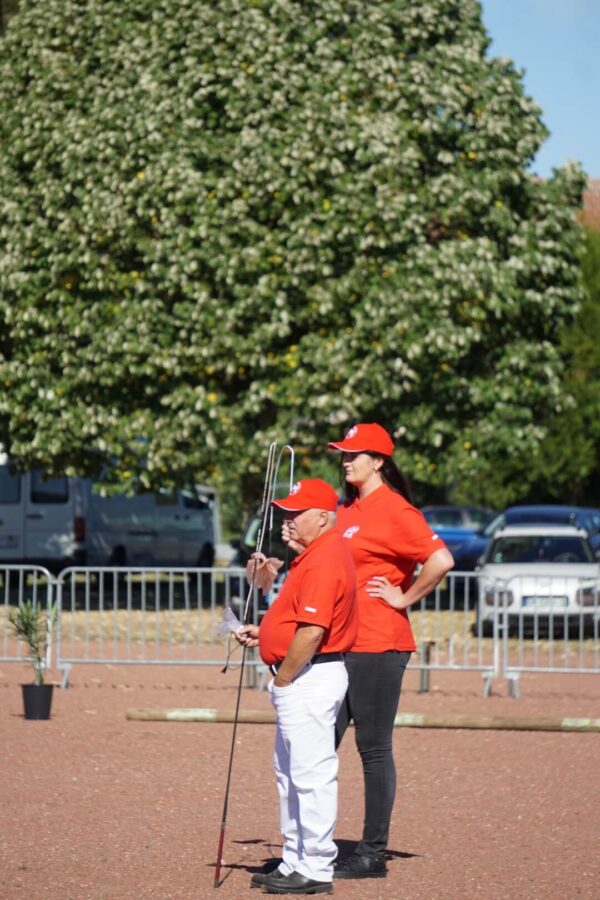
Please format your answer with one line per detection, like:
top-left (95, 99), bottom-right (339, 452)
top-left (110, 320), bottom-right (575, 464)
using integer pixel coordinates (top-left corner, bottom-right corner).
top-left (342, 453), bottom-right (414, 505)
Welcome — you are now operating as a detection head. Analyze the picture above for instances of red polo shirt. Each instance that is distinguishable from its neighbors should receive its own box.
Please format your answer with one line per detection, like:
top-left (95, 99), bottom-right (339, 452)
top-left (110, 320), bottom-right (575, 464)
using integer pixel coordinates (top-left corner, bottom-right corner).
top-left (258, 528), bottom-right (358, 667)
top-left (336, 484), bottom-right (446, 652)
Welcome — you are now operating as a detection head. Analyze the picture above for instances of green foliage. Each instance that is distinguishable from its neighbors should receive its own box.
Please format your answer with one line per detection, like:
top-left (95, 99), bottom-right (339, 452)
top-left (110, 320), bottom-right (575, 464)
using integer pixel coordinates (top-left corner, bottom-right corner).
top-left (460, 225), bottom-right (600, 509)
top-left (582, 227), bottom-right (600, 301)
top-left (8, 599), bottom-right (56, 684)
top-left (550, 227), bottom-right (600, 504)
top-left (534, 227), bottom-right (600, 504)
top-left (0, 0), bottom-right (586, 510)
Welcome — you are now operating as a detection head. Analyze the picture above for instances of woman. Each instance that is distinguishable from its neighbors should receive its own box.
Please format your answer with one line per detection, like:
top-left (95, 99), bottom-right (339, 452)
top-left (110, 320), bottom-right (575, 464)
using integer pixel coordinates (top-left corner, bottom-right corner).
top-left (328, 422), bottom-right (454, 880)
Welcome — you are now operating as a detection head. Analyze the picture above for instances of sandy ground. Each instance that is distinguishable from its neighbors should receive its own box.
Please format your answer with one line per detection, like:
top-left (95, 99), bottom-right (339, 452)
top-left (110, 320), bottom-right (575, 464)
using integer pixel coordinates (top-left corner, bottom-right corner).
top-left (1, 661), bottom-right (599, 900)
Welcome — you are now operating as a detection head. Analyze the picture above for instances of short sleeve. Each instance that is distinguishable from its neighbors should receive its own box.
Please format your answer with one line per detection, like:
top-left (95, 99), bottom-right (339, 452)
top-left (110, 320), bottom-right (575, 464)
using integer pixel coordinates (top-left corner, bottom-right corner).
top-left (293, 563), bottom-right (340, 628)
top-left (391, 506), bottom-right (447, 564)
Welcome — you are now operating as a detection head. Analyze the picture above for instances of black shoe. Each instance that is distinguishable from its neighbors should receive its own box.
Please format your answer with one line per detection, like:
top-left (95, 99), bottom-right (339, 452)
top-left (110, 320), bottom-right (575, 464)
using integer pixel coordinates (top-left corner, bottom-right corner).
top-left (260, 870), bottom-right (332, 894)
top-left (250, 866), bottom-right (286, 888)
top-left (334, 853), bottom-right (387, 879)
top-left (262, 858), bottom-right (284, 873)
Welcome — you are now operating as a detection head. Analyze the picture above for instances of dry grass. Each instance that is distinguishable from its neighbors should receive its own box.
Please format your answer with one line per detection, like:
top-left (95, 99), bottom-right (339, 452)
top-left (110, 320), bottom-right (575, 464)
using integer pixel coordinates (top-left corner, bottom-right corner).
top-left (3, 605), bottom-right (598, 668)
top-left (58, 607), bottom-right (222, 644)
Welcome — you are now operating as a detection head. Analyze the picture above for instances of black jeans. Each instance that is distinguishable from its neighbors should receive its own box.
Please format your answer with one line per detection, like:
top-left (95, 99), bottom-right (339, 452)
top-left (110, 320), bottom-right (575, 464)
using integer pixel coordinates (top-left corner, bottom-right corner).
top-left (335, 650), bottom-right (411, 858)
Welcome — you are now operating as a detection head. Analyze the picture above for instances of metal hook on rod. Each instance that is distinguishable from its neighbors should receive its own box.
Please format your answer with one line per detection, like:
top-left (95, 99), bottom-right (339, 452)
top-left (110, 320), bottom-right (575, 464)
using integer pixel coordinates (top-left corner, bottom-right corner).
top-left (261, 443), bottom-right (295, 564)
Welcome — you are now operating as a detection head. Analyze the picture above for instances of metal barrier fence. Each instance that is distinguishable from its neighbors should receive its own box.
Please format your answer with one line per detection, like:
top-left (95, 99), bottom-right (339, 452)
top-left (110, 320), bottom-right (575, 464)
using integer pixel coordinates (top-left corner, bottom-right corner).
top-left (0, 565), bottom-right (55, 671)
top-left (3, 565), bottom-right (599, 695)
top-left (410, 572), bottom-right (498, 692)
top-left (55, 566), bottom-right (259, 686)
top-left (494, 574), bottom-right (600, 698)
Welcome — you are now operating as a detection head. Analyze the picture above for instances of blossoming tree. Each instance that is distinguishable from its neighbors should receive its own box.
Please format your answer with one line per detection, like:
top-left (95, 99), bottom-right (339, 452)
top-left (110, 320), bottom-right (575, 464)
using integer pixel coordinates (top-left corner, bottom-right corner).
top-left (0, 0), bottom-right (585, 507)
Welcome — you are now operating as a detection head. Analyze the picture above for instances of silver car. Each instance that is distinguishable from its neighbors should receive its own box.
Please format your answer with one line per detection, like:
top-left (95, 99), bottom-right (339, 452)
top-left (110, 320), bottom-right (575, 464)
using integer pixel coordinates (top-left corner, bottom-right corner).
top-left (476, 525), bottom-right (600, 634)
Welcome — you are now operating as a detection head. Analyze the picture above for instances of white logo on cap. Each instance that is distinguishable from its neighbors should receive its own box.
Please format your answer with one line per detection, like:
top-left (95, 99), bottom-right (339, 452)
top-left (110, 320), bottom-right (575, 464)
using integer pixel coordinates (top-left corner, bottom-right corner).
top-left (290, 481), bottom-right (302, 495)
top-left (346, 426), bottom-right (358, 438)
top-left (343, 526), bottom-right (360, 539)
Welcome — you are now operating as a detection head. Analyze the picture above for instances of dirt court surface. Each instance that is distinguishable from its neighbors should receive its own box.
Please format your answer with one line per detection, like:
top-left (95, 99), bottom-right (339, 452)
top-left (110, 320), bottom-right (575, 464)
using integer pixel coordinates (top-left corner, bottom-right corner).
top-left (1, 661), bottom-right (599, 900)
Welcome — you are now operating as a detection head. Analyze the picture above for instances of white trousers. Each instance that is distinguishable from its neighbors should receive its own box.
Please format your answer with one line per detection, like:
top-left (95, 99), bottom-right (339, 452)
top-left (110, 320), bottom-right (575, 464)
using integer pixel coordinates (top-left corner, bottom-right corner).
top-left (269, 660), bottom-right (348, 883)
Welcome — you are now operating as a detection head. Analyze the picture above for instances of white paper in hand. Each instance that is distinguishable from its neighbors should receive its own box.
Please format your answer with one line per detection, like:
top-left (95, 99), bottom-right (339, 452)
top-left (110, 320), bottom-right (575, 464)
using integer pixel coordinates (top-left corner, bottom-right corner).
top-left (216, 606), bottom-right (243, 637)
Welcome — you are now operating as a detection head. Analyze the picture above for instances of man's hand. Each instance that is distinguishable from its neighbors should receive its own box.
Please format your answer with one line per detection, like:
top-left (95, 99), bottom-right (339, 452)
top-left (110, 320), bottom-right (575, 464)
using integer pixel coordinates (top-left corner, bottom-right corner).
top-left (273, 623), bottom-right (325, 686)
top-left (281, 520), bottom-right (304, 554)
top-left (235, 624), bottom-right (260, 648)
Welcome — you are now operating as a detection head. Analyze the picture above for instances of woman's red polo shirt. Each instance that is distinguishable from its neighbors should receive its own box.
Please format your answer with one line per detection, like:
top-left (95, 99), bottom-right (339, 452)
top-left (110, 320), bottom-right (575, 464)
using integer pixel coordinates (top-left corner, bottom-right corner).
top-left (336, 483), bottom-right (445, 653)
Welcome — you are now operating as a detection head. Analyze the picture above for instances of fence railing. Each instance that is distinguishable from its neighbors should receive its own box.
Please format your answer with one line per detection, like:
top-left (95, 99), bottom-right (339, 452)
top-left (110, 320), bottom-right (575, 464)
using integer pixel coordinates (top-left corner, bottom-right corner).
top-left (411, 572), bottom-right (495, 675)
top-left (0, 565), bottom-right (54, 670)
top-left (55, 566), bottom-right (258, 686)
top-left (2, 565), bottom-right (599, 695)
top-left (495, 574), bottom-right (600, 696)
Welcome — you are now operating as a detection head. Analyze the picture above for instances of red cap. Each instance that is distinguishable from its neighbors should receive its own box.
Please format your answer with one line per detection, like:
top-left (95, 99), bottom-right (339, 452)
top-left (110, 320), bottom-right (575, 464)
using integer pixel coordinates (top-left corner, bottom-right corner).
top-left (272, 478), bottom-right (339, 512)
top-left (328, 423), bottom-right (394, 456)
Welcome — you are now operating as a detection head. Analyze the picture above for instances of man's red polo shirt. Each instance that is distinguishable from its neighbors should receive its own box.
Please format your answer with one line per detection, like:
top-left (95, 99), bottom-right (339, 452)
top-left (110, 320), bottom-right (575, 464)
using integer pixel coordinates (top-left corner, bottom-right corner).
top-left (258, 528), bottom-right (358, 667)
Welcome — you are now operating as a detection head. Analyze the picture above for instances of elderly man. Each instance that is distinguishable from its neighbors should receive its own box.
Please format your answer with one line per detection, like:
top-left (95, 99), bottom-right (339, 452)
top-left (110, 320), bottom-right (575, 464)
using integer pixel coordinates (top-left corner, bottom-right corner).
top-left (238, 478), bottom-right (357, 896)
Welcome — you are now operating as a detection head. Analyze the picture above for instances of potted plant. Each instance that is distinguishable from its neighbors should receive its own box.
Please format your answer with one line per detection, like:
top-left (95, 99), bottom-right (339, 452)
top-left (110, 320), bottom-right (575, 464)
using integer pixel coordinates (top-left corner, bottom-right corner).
top-left (8, 599), bottom-right (57, 720)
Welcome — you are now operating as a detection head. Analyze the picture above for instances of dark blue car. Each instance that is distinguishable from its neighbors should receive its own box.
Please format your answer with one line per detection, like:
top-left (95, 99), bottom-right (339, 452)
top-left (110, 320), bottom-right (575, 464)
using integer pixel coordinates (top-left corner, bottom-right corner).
top-left (421, 505), bottom-right (497, 557)
top-left (450, 505), bottom-right (600, 571)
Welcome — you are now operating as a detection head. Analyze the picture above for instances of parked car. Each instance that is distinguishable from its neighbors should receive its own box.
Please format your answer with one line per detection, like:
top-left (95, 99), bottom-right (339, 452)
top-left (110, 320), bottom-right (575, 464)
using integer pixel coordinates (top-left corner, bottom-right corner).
top-left (0, 458), bottom-right (224, 570)
top-left (230, 505), bottom-right (289, 569)
top-left (422, 505), bottom-right (497, 530)
top-left (421, 505), bottom-right (497, 567)
top-left (452, 505), bottom-right (600, 572)
top-left (228, 505), bottom-right (293, 616)
top-left (476, 524), bottom-right (600, 635)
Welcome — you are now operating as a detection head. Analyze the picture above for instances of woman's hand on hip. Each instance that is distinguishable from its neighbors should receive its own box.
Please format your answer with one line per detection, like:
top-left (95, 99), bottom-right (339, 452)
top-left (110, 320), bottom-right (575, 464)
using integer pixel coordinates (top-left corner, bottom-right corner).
top-left (366, 576), bottom-right (407, 610)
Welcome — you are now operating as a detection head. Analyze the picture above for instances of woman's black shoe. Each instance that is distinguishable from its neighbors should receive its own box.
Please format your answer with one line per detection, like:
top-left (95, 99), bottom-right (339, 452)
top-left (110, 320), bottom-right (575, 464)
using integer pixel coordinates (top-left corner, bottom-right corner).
top-left (334, 853), bottom-right (387, 879)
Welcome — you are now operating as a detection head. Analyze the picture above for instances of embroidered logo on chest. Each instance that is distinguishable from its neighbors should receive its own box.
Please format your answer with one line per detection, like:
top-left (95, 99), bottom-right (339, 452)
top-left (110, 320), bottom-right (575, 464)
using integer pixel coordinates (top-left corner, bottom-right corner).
top-left (342, 525), bottom-right (360, 539)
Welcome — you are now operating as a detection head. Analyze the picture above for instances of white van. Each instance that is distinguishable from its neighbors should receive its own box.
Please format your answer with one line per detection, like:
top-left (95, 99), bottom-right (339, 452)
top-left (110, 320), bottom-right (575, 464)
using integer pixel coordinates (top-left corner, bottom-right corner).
top-left (0, 457), bottom-right (226, 571)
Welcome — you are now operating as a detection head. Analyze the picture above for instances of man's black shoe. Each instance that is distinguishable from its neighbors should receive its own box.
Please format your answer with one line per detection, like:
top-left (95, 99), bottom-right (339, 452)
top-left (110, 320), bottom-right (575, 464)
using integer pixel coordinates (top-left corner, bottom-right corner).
top-left (260, 870), bottom-right (332, 894)
top-left (261, 859), bottom-right (284, 874)
top-left (250, 866), bottom-right (286, 888)
top-left (334, 853), bottom-right (387, 879)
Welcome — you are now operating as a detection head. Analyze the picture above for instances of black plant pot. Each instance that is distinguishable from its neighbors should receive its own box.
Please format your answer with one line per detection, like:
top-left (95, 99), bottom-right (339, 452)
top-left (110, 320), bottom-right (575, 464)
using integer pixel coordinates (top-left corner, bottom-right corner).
top-left (22, 683), bottom-right (54, 720)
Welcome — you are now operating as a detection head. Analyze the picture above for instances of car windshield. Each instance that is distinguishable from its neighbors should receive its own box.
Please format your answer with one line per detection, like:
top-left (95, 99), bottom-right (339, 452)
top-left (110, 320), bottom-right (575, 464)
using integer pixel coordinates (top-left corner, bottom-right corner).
top-left (586, 511), bottom-right (600, 535)
top-left (465, 508), bottom-right (495, 528)
top-left (242, 507), bottom-right (287, 557)
top-left (424, 509), bottom-right (465, 527)
top-left (482, 512), bottom-right (504, 537)
top-left (488, 535), bottom-right (594, 564)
